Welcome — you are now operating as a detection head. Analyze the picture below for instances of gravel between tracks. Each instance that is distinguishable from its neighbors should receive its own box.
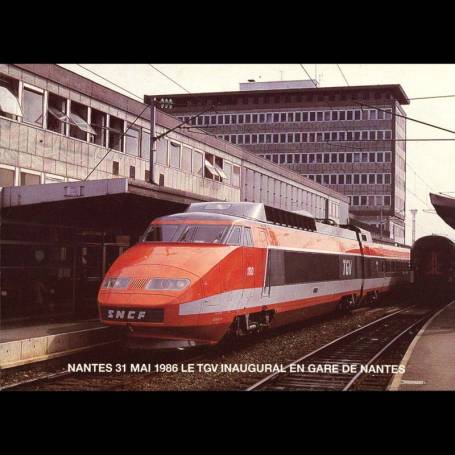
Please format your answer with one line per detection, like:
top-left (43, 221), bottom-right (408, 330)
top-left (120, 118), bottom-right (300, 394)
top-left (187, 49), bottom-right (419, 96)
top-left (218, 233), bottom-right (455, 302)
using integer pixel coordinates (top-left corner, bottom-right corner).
top-left (4, 302), bottom-right (405, 391)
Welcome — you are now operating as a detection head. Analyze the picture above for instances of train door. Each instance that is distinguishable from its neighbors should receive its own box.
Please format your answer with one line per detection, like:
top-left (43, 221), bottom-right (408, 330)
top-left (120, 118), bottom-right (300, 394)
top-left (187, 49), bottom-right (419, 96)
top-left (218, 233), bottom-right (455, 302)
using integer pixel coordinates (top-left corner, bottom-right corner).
top-left (355, 231), bottom-right (366, 301)
top-left (256, 227), bottom-right (270, 298)
top-left (242, 227), bottom-right (256, 308)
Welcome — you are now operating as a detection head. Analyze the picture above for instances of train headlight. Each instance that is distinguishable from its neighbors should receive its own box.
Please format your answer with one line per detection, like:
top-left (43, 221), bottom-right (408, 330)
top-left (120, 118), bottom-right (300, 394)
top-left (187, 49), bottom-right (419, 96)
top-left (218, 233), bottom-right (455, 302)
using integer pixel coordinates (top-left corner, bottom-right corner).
top-left (101, 277), bottom-right (131, 289)
top-left (145, 278), bottom-right (190, 291)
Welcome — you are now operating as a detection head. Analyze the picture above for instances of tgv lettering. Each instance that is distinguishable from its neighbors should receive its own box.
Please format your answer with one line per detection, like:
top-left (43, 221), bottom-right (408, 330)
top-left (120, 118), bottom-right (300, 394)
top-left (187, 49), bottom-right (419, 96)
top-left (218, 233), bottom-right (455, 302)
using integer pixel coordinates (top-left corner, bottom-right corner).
top-left (342, 259), bottom-right (353, 276)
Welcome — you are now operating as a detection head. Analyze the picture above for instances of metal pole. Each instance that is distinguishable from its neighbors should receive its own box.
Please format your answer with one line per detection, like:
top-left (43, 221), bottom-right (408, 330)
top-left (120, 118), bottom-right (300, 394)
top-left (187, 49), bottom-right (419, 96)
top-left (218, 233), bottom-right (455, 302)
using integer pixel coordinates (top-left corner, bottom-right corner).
top-left (410, 209), bottom-right (418, 244)
top-left (149, 97), bottom-right (156, 185)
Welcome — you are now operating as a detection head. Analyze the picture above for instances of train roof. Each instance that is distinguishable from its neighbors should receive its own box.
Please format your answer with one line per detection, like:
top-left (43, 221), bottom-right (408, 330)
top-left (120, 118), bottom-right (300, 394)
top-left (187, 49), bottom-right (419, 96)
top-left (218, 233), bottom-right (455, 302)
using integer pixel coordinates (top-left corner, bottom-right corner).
top-left (185, 202), bottom-right (372, 243)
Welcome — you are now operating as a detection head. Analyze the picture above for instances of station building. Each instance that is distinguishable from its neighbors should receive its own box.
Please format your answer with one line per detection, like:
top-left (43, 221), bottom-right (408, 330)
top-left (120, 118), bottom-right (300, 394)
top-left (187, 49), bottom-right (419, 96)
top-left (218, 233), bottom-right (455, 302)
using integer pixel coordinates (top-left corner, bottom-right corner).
top-left (0, 64), bottom-right (348, 323)
top-left (159, 80), bottom-right (409, 243)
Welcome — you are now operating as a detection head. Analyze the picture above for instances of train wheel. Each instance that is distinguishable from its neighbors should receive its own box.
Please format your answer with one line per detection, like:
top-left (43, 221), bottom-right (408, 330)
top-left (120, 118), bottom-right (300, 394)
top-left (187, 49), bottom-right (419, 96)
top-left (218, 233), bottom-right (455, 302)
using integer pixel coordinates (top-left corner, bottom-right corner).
top-left (338, 295), bottom-right (355, 313)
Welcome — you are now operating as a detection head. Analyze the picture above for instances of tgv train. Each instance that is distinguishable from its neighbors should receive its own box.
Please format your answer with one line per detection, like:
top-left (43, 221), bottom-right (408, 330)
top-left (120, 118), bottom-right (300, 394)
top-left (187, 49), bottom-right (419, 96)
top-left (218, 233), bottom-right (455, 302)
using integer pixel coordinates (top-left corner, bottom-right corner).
top-left (98, 202), bottom-right (411, 349)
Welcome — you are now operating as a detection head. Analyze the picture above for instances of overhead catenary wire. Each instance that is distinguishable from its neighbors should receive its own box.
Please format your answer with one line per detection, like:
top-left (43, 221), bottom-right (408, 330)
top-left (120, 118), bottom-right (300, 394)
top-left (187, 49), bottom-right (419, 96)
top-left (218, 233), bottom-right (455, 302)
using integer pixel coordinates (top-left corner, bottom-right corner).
top-left (75, 64), bottom-right (144, 102)
top-left (355, 100), bottom-right (455, 136)
top-left (336, 64), bottom-right (350, 86)
top-left (299, 64), bottom-right (314, 82)
top-left (147, 64), bottom-right (191, 94)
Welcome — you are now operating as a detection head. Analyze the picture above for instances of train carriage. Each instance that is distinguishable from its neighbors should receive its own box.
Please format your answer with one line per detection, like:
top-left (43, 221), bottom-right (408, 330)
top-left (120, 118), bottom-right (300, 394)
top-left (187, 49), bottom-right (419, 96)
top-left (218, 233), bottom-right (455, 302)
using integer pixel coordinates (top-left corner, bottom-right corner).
top-left (98, 202), bottom-right (411, 349)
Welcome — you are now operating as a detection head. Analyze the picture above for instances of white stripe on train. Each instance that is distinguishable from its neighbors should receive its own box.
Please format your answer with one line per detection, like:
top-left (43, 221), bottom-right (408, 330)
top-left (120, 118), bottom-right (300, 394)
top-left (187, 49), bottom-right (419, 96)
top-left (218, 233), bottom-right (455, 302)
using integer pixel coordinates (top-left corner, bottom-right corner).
top-left (179, 276), bottom-right (405, 316)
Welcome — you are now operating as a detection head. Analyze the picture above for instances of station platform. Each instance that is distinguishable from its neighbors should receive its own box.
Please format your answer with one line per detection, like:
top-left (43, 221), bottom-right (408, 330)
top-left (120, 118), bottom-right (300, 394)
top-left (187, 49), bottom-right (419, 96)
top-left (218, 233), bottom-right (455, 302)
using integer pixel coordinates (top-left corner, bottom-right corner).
top-left (0, 319), bottom-right (120, 369)
top-left (389, 300), bottom-right (455, 391)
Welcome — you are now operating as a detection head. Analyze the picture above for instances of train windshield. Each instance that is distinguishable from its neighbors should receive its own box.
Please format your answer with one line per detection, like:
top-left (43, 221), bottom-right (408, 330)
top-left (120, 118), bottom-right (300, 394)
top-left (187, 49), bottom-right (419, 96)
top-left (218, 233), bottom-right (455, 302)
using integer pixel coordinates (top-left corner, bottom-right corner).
top-left (142, 224), bottom-right (231, 244)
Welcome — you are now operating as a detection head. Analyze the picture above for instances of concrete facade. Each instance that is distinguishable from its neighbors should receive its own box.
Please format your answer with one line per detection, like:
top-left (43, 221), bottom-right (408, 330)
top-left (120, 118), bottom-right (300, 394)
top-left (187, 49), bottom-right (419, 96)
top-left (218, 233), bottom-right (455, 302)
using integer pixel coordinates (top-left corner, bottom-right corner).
top-left (160, 82), bottom-right (409, 243)
top-left (0, 64), bottom-right (348, 223)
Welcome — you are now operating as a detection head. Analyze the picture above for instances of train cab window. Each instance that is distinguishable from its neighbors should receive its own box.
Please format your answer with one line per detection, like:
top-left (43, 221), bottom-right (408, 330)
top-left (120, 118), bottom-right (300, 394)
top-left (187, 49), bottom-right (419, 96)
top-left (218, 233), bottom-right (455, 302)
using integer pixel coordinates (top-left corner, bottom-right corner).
top-left (143, 224), bottom-right (230, 244)
top-left (243, 227), bottom-right (254, 246)
top-left (226, 226), bottom-right (242, 246)
top-left (143, 224), bottom-right (182, 242)
top-left (182, 225), bottom-right (230, 244)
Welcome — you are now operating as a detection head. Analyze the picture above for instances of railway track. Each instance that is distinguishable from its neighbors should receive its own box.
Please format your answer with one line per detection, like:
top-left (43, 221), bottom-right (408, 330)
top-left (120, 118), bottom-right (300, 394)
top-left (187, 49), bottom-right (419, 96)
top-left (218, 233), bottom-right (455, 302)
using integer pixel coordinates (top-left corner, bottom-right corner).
top-left (2, 297), bottom-right (429, 392)
top-left (246, 302), bottom-right (444, 391)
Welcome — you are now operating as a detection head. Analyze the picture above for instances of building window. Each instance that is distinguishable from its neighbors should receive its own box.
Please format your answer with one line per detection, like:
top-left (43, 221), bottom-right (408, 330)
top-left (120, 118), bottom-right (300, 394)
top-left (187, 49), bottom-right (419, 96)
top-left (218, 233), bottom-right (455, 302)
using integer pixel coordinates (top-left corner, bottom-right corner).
top-left (223, 162), bottom-right (232, 182)
top-left (141, 129), bottom-right (150, 159)
top-left (47, 93), bottom-right (68, 135)
top-left (108, 116), bottom-right (124, 151)
top-left (129, 166), bottom-right (136, 179)
top-left (112, 161), bottom-right (119, 175)
top-left (181, 146), bottom-right (192, 173)
top-left (69, 101), bottom-right (93, 141)
top-left (232, 166), bottom-right (240, 187)
top-left (384, 196), bottom-right (391, 206)
top-left (324, 175), bottom-right (330, 184)
top-left (338, 174), bottom-right (345, 184)
top-left (385, 152), bottom-right (391, 162)
top-left (169, 141), bottom-right (181, 168)
top-left (125, 125), bottom-right (141, 156)
top-left (0, 75), bottom-right (22, 120)
top-left (23, 86), bottom-right (44, 127)
top-left (90, 108), bottom-right (106, 146)
top-left (330, 175), bottom-right (336, 184)
top-left (310, 112), bottom-right (316, 122)
top-left (0, 167), bottom-right (15, 187)
top-left (324, 154), bottom-right (330, 163)
top-left (192, 150), bottom-right (203, 176)
top-left (354, 174), bottom-right (360, 184)
top-left (385, 174), bottom-right (391, 184)
top-left (377, 174), bottom-right (383, 184)
top-left (377, 152), bottom-right (384, 162)
top-left (20, 171), bottom-right (40, 186)
top-left (361, 174), bottom-right (367, 184)
top-left (361, 196), bottom-right (367, 206)
top-left (316, 175), bottom-right (322, 184)
top-left (156, 139), bottom-right (168, 165)
top-left (369, 174), bottom-right (375, 184)
top-left (346, 175), bottom-right (352, 184)
top-left (346, 153), bottom-right (352, 163)
top-left (370, 110), bottom-right (377, 120)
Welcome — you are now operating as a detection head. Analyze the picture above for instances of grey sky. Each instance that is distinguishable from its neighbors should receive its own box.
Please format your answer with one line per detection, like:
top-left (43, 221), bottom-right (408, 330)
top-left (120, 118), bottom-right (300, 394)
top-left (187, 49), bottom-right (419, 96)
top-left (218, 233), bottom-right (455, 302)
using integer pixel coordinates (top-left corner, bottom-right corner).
top-left (60, 64), bottom-right (455, 244)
